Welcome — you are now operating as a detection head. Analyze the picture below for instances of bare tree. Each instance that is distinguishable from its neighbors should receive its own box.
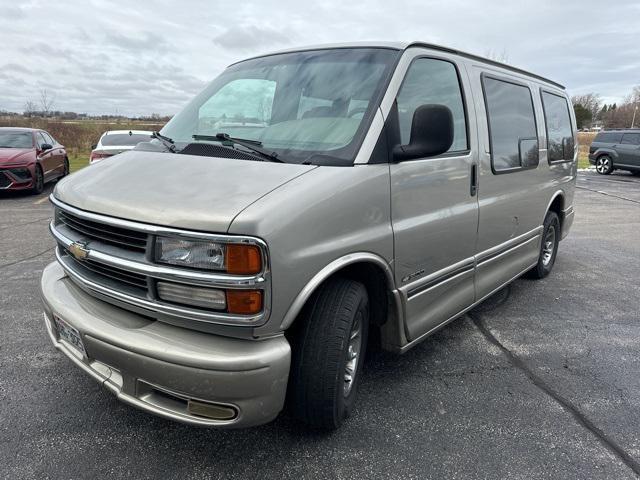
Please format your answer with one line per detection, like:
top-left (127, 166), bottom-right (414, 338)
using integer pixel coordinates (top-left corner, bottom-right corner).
top-left (23, 100), bottom-right (37, 117)
top-left (571, 93), bottom-right (601, 121)
top-left (39, 88), bottom-right (55, 117)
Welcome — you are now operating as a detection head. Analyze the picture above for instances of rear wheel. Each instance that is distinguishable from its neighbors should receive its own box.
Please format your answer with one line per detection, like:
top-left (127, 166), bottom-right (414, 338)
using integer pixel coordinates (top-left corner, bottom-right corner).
top-left (526, 211), bottom-right (560, 279)
top-left (630, 171), bottom-right (640, 177)
top-left (288, 277), bottom-right (369, 429)
top-left (595, 155), bottom-right (613, 175)
top-left (30, 165), bottom-right (44, 195)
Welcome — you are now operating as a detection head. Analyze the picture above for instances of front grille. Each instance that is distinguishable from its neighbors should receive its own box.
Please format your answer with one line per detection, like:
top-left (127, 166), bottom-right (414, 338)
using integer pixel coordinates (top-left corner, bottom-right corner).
top-left (57, 209), bottom-right (148, 252)
top-left (62, 248), bottom-right (148, 293)
top-left (0, 172), bottom-right (11, 188)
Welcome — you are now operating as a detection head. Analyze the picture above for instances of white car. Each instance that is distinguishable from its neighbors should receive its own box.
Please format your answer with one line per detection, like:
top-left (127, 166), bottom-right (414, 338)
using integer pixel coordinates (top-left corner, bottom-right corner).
top-left (90, 130), bottom-right (153, 164)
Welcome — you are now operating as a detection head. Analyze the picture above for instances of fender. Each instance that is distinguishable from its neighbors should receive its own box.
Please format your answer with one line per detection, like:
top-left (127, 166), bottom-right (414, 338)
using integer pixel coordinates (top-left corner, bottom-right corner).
top-left (279, 252), bottom-right (400, 330)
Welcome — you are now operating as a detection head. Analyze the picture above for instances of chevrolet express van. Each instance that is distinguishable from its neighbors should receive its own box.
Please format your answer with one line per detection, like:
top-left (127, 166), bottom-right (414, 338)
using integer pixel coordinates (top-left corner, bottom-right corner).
top-left (41, 42), bottom-right (576, 430)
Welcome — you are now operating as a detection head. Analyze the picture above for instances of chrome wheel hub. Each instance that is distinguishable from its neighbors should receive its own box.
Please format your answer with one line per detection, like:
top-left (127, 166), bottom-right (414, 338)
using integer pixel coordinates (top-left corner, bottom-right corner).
top-left (343, 314), bottom-right (362, 397)
top-left (542, 225), bottom-right (556, 267)
top-left (596, 157), bottom-right (610, 174)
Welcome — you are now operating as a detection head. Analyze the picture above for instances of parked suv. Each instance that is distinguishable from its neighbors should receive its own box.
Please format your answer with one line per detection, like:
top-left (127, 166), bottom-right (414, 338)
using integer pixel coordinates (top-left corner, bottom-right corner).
top-left (40, 42), bottom-right (576, 430)
top-left (589, 129), bottom-right (640, 175)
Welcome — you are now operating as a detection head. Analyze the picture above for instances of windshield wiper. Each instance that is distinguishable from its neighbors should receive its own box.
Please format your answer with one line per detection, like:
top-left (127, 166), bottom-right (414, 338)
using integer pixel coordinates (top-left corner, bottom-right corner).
top-left (192, 133), bottom-right (283, 163)
top-left (151, 131), bottom-right (176, 152)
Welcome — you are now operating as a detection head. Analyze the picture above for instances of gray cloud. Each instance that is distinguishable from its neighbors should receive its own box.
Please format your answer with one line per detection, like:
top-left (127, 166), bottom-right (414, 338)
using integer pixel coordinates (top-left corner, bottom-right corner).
top-left (0, 0), bottom-right (638, 116)
top-left (212, 24), bottom-right (294, 51)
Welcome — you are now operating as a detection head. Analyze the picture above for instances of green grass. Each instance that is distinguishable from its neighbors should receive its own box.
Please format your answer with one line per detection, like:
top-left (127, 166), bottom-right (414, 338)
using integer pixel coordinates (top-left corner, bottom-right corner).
top-left (578, 153), bottom-right (591, 170)
top-left (68, 151), bottom-right (89, 172)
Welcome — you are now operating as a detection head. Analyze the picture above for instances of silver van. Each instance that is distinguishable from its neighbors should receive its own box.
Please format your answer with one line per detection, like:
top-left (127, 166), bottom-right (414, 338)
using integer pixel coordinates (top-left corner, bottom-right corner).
top-left (40, 42), bottom-right (577, 430)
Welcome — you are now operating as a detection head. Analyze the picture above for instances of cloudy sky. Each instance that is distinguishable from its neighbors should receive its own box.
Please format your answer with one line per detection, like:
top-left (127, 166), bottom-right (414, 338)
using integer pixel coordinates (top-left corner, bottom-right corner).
top-left (1, 0), bottom-right (638, 116)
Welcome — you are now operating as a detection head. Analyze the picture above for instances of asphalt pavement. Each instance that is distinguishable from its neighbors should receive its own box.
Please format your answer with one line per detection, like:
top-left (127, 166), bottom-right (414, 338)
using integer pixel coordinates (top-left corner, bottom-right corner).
top-left (1, 170), bottom-right (639, 479)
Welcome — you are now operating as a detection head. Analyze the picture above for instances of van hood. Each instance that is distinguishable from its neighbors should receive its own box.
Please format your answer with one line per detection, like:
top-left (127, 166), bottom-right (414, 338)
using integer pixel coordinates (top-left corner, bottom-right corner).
top-left (53, 150), bottom-right (317, 232)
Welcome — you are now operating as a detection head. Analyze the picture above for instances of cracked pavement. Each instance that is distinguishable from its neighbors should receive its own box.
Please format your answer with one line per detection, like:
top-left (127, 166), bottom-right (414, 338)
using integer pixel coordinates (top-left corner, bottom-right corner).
top-left (1, 170), bottom-right (639, 479)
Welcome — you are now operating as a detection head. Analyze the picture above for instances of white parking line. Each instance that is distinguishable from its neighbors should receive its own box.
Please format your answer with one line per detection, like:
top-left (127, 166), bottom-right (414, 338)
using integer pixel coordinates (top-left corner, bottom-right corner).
top-left (33, 196), bottom-right (50, 205)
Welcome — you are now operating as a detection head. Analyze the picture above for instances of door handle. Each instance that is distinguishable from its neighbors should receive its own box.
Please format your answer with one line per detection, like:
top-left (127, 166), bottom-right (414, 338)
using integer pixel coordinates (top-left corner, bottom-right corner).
top-left (470, 164), bottom-right (477, 197)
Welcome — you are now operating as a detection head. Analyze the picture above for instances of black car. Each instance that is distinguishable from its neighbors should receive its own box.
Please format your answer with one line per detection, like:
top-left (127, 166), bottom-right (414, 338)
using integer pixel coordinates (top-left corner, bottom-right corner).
top-left (589, 129), bottom-right (640, 175)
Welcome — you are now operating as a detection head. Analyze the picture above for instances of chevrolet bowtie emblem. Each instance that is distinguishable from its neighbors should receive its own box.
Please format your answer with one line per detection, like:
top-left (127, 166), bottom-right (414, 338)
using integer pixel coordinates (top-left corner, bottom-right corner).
top-left (69, 242), bottom-right (90, 261)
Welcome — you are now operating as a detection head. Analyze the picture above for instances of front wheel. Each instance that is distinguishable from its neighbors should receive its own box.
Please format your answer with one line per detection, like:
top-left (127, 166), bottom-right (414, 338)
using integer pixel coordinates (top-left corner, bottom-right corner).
top-left (595, 155), bottom-right (613, 175)
top-left (526, 211), bottom-right (560, 279)
top-left (288, 277), bottom-right (369, 429)
top-left (30, 165), bottom-right (44, 195)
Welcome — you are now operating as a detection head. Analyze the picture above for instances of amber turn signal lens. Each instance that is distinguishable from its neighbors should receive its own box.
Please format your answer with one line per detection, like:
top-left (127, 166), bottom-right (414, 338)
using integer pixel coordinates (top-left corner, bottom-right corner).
top-left (226, 290), bottom-right (263, 315)
top-left (225, 244), bottom-right (262, 275)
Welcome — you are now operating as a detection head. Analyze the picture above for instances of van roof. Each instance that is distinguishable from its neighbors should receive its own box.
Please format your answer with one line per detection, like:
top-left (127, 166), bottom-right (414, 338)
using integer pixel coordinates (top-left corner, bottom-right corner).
top-left (233, 41), bottom-right (565, 90)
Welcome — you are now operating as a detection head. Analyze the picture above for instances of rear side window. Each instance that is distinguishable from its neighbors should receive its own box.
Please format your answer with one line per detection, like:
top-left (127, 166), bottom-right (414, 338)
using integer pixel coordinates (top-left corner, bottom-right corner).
top-left (594, 132), bottom-right (622, 143)
top-left (541, 91), bottom-right (574, 162)
top-left (396, 57), bottom-right (468, 152)
top-left (621, 133), bottom-right (640, 145)
top-left (482, 75), bottom-right (539, 173)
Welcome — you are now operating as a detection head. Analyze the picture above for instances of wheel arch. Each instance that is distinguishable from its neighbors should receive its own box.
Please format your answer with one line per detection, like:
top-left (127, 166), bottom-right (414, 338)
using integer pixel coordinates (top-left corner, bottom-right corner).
top-left (546, 191), bottom-right (565, 235)
top-left (279, 253), bottom-right (400, 332)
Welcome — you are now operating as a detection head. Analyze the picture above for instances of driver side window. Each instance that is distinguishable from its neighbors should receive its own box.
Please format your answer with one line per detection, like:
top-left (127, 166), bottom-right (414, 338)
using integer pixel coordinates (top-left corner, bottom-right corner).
top-left (396, 58), bottom-right (468, 152)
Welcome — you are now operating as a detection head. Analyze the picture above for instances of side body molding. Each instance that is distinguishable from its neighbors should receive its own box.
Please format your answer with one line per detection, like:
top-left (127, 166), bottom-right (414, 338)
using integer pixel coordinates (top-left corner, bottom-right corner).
top-left (279, 252), bottom-right (401, 331)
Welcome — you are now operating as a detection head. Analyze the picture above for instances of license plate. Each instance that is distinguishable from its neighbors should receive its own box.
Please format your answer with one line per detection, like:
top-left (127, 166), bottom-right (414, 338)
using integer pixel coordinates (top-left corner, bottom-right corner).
top-left (54, 315), bottom-right (86, 358)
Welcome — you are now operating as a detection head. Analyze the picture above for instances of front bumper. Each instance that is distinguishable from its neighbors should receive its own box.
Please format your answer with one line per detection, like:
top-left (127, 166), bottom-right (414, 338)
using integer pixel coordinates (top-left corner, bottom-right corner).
top-left (588, 153), bottom-right (596, 165)
top-left (40, 261), bottom-right (290, 428)
top-left (0, 165), bottom-right (35, 190)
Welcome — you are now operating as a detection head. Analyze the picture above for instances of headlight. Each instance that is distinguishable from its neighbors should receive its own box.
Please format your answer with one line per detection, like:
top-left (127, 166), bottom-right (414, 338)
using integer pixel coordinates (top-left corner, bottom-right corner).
top-left (156, 237), bottom-right (225, 270)
top-left (155, 237), bottom-right (262, 274)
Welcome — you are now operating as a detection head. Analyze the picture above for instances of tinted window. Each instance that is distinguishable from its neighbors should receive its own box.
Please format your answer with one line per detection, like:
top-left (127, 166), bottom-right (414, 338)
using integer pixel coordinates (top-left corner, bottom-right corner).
top-left (101, 133), bottom-right (152, 146)
top-left (36, 132), bottom-right (48, 148)
top-left (396, 58), bottom-right (467, 152)
top-left (594, 132), bottom-right (622, 143)
top-left (41, 131), bottom-right (55, 145)
top-left (0, 132), bottom-right (33, 148)
top-left (541, 91), bottom-right (574, 161)
top-left (483, 76), bottom-right (538, 172)
top-left (621, 133), bottom-right (640, 145)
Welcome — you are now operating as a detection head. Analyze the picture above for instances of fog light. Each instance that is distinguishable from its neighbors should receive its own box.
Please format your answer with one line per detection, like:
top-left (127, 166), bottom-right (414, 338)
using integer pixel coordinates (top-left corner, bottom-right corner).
top-left (157, 282), bottom-right (226, 310)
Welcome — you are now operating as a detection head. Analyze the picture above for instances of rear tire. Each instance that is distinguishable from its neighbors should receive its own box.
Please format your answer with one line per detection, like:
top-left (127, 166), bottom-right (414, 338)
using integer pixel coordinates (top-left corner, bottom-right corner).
top-left (526, 211), bottom-right (560, 279)
top-left (30, 165), bottom-right (44, 195)
top-left (595, 155), bottom-right (613, 175)
top-left (631, 171), bottom-right (640, 177)
top-left (288, 277), bottom-right (369, 430)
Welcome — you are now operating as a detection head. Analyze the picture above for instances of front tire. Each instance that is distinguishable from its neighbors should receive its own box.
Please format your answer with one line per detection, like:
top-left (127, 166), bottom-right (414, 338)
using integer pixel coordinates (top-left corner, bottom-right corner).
top-left (30, 165), bottom-right (44, 195)
top-left (595, 155), bottom-right (613, 175)
top-left (526, 211), bottom-right (560, 279)
top-left (288, 277), bottom-right (369, 429)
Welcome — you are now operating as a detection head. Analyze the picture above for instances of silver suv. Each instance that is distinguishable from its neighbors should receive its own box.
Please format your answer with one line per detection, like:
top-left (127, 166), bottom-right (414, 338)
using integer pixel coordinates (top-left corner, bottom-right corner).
top-left (40, 42), bottom-right (577, 430)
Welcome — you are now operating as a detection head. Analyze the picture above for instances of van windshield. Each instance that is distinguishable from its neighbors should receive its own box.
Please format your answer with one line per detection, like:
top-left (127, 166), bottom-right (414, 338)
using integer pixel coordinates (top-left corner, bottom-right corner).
top-left (161, 48), bottom-right (399, 165)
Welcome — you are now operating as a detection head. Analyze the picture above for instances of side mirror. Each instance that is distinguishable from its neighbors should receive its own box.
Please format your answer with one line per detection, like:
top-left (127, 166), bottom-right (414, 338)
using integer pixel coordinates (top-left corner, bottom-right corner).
top-left (40, 143), bottom-right (53, 151)
top-left (91, 144), bottom-right (97, 150)
top-left (393, 104), bottom-right (454, 161)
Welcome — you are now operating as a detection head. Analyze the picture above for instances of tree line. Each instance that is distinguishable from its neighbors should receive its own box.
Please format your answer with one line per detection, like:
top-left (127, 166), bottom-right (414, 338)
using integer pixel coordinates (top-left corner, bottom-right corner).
top-left (572, 86), bottom-right (640, 129)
